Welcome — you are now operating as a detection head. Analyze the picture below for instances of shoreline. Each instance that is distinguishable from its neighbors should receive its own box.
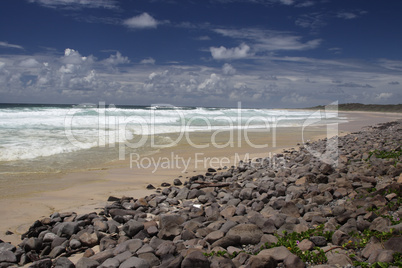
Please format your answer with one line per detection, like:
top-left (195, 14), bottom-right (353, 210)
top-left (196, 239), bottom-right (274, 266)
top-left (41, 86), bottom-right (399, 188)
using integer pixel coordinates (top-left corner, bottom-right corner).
top-left (0, 111), bottom-right (401, 245)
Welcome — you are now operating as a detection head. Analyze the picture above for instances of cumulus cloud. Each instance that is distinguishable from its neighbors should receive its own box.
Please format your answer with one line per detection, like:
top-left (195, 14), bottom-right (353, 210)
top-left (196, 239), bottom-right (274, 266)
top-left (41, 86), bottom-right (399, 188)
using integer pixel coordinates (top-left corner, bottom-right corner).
top-left (140, 58), bottom-right (156, 64)
top-left (19, 58), bottom-right (40, 68)
top-left (210, 43), bottom-right (251, 60)
top-left (375, 92), bottom-right (393, 100)
top-left (1, 45), bottom-right (401, 107)
top-left (123, 13), bottom-right (158, 29)
top-left (103, 52), bottom-right (130, 65)
top-left (28, 0), bottom-right (117, 9)
top-left (222, 63), bottom-right (236, 75)
top-left (0, 41), bottom-right (24, 50)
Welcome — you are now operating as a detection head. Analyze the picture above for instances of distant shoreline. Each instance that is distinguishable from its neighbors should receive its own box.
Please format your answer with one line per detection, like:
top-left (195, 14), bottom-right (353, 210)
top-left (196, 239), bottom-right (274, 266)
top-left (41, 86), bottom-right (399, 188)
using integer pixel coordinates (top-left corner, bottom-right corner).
top-left (305, 103), bottom-right (402, 113)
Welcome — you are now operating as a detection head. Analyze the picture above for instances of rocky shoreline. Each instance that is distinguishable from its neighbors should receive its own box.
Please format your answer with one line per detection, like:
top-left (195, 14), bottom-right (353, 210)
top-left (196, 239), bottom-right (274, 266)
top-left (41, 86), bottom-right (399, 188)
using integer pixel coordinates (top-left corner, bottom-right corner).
top-left (1, 120), bottom-right (402, 268)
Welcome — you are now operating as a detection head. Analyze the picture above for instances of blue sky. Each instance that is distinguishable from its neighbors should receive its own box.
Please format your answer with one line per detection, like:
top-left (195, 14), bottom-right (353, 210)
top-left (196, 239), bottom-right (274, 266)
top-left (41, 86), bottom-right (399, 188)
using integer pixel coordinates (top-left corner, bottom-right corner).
top-left (0, 0), bottom-right (401, 108)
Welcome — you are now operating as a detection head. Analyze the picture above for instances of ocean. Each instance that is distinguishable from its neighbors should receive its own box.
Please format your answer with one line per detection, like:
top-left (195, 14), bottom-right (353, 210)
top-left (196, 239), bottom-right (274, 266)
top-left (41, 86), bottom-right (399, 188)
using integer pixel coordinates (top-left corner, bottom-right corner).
top-left (0, 103), bottom-right (343, 175)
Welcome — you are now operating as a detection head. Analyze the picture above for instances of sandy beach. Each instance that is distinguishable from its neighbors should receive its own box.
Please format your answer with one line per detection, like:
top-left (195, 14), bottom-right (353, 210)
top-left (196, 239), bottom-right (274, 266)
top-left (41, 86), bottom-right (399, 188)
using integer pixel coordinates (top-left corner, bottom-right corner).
top-left (0, 110), bottom-right (401, 246)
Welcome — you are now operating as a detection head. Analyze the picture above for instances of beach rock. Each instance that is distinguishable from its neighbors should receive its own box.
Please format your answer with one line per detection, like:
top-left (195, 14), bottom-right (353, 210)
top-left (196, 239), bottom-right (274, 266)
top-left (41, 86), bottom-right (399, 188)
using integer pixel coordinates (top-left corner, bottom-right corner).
top-left (120, 256), bottom-right (150, 268)
top-left (53, 257), bottom-right (74, 268)
top-left (368, 249), bottom-right (395, 263)
top-left (211, 235), bottom-right (241, 248)
top-left (181, 250), bottom-right (209, 268)
top-left (310, 236), bottom-right (327, 247)
top-left (283, 254), bottom-right (305, 268)
top-left (331, 230), bottom-right (349, 246)
top-left (56, 221), bottom-right (81, 237)
top-left (7, 120), bottom-right (402, 268)
top-left (76, 257), bottom-right (99, 268)
top-left (98, 258), bottom-right (120, 268)
top-left (226, 224), bottom-right (263, 245)
top-left (123, 220), bottom-right (144, 238)
top-left (114, 251), bottom-right (133, 264)
top-left (90, 249), bottom-right (115, 264)
top-left (138, 252), bottom-right (160, 267)
top-left (246, 254), bottom-right (277, 268)
top-left (78, 231), bottom-right (98, 247)
top-left (0, 250), bottom-right (17, 263)
top-left (0, 243), bottom-right (16, 254)
top-left (384, 236), bottom-right (402, 253)
top-left (48, 246), bottom-right (65, 259)
top-left (158, 214), bottom-right (185, 240)
top-left (297, 239), bottom-right (314, 251)
top-left (146, 184), bottom-right (156, 190)
top-left (113, 239), bottom-right (143, 255)
top-left (29, 258), bottom-right (52, 268)
top-left (205, 230), bottom-right (225, 244)
top-left (155, 241), bottom-right (176, 256)
top-left (326, 251), bottom-right (352, 266)
top-left (24, 238), bottom-right (42, 252)
top-left (258, 246), bottom-right (292, 262)
top-left (210, 256), bottom-right (235, 268)
top-left (173, 178), bottom-right (183, 186)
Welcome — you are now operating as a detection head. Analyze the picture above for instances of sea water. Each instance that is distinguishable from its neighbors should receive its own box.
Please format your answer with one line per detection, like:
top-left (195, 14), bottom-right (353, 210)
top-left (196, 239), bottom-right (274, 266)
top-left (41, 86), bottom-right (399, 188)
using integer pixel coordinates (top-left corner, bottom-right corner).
top-left (0, 103), bottom-right (343, 175)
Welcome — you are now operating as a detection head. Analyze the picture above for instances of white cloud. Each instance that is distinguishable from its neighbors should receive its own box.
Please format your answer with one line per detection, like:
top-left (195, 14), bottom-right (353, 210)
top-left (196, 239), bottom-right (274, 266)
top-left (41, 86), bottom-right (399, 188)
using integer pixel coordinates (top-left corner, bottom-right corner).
top-left (0, 46), bottom-right (401, 107)
top-left (378, 59), bottom-right (402, 71)
top-left (196, 36), bottom-right (211, 41)
top-left (210, 43), bottom-right (251, 60)
top-left (337, 12), bottom-right (358, 20)
top-left (295, 12), bottom-right (327, 32)
top-left (375, 92), bottom-right (393, 100)
top-left (19, 58), bottom-right (40, 68)
top-left (281, 93), bottom-right (308, 104)
top-left (140, 58), bottom-right (156, 64)
top-left (62, 48), bottom-right (93, 65)
top-left (28, 0), bottom-right (117, 9)
top-left (214, 28), bottom-right (321, 52)
top-left (123, 13), bottom-right (158, 29)
top-left (0, 41), bottom-right (24, 50)
top-left (296, 1), bottom-right (314, 7)
top-left (198, 73), bottom-right (221, 90)
top-left (222, 63), bottom-right (236, 75)
top-left (103, 52), bottom-right (130, 65)
top-left (329, 47), bottom-right (342, 54)
top-left (279, 0), bottom-right (294, 5)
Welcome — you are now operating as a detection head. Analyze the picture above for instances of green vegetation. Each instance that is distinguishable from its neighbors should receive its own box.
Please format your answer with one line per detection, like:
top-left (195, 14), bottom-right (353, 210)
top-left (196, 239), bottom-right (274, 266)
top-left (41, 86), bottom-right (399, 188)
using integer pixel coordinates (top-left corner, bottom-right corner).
top-left (351, 252), bottom-right (402, 268)
top-left (367, 149), bottom-right (402, 166)
top-left (203, 224), bottom-right (401, 267)
top-left (306, 103), bottom-right (402, 113)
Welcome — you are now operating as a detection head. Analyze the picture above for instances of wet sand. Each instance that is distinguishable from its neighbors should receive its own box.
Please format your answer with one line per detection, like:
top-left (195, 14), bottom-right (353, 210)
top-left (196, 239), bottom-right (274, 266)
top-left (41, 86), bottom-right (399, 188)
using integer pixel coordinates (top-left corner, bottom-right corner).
top-left (0, 111), bottom-right (400, 245)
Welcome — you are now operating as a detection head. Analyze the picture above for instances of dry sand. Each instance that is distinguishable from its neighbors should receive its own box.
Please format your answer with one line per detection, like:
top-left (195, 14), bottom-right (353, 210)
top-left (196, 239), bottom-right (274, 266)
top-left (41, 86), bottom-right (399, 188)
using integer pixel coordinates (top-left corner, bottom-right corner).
top-left (0, 111), bottom-right (400, 245)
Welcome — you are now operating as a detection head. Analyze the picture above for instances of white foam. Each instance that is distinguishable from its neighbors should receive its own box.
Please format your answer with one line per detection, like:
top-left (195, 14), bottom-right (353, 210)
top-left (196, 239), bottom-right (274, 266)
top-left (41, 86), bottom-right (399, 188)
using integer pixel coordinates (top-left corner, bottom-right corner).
top-left (0, 106), bottom-right (339, 162)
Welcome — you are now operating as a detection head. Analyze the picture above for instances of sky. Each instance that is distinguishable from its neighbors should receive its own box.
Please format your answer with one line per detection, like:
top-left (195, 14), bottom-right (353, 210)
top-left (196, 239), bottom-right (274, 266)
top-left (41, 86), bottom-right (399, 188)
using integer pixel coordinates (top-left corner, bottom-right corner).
top-left (0, 0), bottom-right (401, 108)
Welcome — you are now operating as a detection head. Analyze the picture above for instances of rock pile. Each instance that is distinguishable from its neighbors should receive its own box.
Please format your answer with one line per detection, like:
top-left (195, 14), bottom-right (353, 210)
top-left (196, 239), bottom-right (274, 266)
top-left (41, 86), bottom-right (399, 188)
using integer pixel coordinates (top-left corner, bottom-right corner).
top-left (1, 120), bottom-right (402, 268)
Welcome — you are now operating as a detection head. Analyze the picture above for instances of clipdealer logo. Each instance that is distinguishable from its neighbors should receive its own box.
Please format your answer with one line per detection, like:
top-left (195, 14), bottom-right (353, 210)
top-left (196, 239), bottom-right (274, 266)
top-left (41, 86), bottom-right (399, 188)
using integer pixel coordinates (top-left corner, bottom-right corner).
top-left (63, 101), bottom-right (340, 172)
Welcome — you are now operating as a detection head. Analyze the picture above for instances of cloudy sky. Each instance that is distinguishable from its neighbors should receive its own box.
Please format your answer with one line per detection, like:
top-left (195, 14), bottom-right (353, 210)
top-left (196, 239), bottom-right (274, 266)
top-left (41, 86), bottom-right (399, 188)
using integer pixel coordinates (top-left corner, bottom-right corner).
top-left (0, 0), bottom-right (401, 108)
